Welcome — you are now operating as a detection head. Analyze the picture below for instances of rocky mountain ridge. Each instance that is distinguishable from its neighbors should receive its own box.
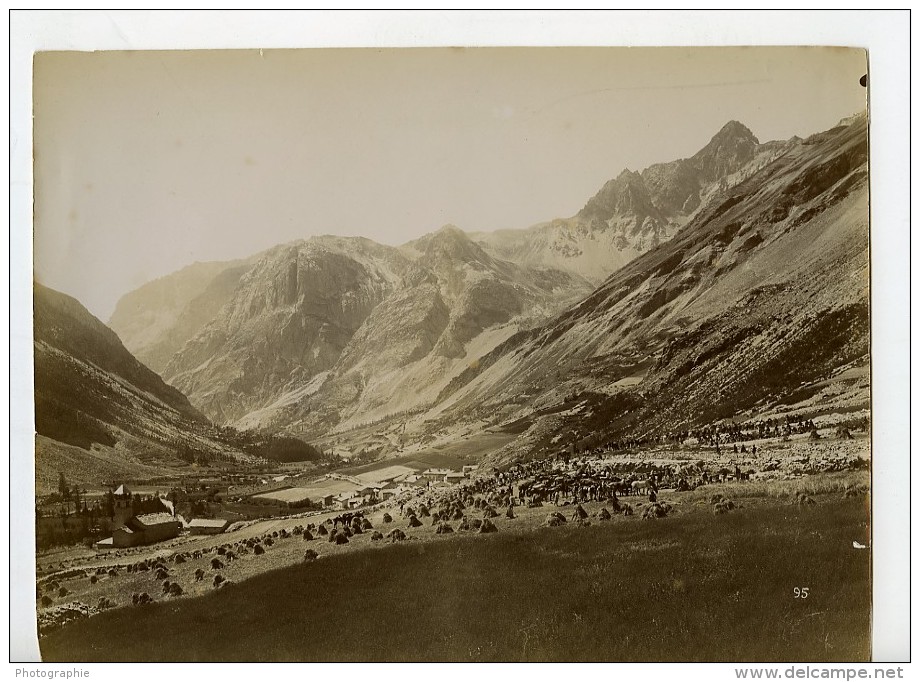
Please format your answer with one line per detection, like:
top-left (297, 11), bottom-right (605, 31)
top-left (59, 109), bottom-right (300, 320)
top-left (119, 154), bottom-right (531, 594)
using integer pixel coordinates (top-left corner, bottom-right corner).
top-left (424, 114), bottom-right (869, 463)
top-left (470, 121), bottom-right (796, 285)
top-left (103, 116), bottom-right (864, 460)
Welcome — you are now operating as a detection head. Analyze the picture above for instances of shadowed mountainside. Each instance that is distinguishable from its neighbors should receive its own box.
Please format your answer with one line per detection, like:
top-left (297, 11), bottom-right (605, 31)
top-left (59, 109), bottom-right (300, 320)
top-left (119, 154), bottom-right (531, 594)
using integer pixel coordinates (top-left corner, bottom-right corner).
top-left (34, 284), bottom-right (256, 492)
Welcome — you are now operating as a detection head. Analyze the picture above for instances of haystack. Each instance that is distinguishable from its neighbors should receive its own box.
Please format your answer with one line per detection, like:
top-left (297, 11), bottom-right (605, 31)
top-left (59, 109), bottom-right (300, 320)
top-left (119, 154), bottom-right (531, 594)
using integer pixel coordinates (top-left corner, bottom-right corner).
top-left (382, 513), bottom-right (393, 524)
top-left (334, 531), bottom-right (349, 545)
top-left (211, 558), bottom-right (224, 570)
top-left (419, 505), bottom-right (430, 517)
top-left (642, 502), bottom-right (672, 519)
top-left (436, 522), bottom-right (454, 534)
top-left (573, 504), bottom-right (588, 520)
top-left (317, 523), bottom-right (329, 535)
top-left (836, 426), bottom-right (854, 440)
top-left (843, 485), bottom-right (868, 499)
top-left (482, 506), bottom-right (498, 519)
top-left (362, 518), bottom-right (373, 530)
top-left (479, 518), bottom-right (498, 533)
top-left (714, 499), bottom-right (735, 514)
top-left (371, 531), bottom-right (384, 541)
top-left (253, 544), bottom-right (265, 555)
top-left (622, 504), bottom-right (634, 516)
top-left (303, 549), bottom-right (319, 562)
top-left (596, 507), bottom-right (611, 520)
top-left (388, 529), bottom-right (407, 542)
top-left (174, 554), bottom-right (186, 564)
top-left (302, 530), bottom-right (314, 541)
top-left (407, 515), bottom-right (423, 528)
top-left (543, 512), bottom-right (566, 527)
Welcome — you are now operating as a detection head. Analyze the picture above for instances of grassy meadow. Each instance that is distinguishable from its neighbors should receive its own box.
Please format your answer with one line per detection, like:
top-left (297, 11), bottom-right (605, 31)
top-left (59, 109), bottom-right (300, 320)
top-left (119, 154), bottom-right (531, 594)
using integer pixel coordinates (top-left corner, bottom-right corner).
top-left (41, 489), bottom-right (870, 662)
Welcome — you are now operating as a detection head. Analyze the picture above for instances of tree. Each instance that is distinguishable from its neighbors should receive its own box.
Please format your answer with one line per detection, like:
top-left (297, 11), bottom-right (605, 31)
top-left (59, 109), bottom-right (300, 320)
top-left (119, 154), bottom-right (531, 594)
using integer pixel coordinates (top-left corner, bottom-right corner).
top-left (58, 473), bottom-right (71, 515)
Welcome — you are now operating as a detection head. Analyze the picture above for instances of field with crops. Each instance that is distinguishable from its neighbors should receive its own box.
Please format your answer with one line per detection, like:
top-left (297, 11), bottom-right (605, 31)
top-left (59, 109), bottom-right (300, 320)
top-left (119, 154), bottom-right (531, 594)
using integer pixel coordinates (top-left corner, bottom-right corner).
top-left (40, 471), bottom-right (870, 662)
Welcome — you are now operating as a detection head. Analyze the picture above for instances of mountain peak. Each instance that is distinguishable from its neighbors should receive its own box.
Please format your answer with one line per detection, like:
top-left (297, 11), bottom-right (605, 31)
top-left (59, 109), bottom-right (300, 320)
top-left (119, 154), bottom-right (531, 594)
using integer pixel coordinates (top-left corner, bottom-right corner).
top-left (436, 224), bottom-right (466, 237)
top-left (402, 223), bottom-right (490, 266)
top-left (712, 120), bottom-right (759, 144)
top-left (688, 120), bottom-right (761, 181)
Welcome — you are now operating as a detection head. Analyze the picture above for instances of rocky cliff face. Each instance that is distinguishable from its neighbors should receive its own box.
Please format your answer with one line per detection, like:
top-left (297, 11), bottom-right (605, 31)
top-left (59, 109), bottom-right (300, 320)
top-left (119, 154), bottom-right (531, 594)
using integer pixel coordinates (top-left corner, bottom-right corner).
top-left (162, 237), bottom-right (413, 424)
top-left (233, 226), bottom-right (592, 433)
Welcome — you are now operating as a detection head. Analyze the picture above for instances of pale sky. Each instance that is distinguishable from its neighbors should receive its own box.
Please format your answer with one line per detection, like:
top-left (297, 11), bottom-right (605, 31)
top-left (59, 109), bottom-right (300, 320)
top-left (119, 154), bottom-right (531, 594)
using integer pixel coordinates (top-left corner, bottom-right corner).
top-left (33, 46), bottom-right (867, 321)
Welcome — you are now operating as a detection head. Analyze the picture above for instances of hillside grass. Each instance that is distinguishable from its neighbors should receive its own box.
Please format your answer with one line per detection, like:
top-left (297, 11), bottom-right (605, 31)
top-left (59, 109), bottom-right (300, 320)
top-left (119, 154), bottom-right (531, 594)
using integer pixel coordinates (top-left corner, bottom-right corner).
top-left (682, 470), bottom-right (869, 502)
top-left (41, 494), bottom-right (870, 662)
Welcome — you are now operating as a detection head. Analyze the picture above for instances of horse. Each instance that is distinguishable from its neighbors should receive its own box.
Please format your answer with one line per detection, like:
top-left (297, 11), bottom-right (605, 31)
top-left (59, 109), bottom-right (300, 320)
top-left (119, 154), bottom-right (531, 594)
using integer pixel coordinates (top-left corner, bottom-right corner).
top-left (631, 479), bottom-right (656, 496)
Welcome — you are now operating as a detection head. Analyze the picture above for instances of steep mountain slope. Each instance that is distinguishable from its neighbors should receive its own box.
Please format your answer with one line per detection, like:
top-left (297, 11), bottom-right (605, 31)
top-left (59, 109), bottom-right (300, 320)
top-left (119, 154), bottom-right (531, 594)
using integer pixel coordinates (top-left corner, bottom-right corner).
top-left (471, 121), bottom-right (795, 284)
top-left (109, 257), bottom-right (258, 374)
top-left (427, 114), bottom-right (869, 460)
top-left (235, 226), bottom-right (591, 434)
top-left (33, 284), bottom-right (249, 493)
top-left (162, 237), bottom-right (415, 424)
top-left (107, 117), bottom-right (852, 457)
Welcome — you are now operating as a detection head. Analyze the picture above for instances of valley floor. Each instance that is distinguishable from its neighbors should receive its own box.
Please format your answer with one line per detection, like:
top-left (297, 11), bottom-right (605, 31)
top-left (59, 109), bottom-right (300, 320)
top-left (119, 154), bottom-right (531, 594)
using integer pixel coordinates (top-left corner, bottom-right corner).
top-left (37, 458), bottom-right (870, 662)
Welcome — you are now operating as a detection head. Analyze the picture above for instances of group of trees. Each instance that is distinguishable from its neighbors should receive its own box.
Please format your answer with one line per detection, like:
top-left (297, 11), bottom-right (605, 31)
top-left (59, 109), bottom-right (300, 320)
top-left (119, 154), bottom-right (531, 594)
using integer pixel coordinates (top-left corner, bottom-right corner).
top-left (49, 473), bottom-right (114, 517)
top-left (36, 474), bottom-right (113, 550)
top-left (224, 430), bottom-right (324, 463)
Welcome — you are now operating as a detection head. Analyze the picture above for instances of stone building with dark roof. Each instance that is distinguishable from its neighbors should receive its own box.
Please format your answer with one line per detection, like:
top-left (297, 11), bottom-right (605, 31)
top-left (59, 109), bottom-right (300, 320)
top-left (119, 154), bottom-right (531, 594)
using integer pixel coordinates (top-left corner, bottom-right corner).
top-left (106, 512), bottom-right (181, 548)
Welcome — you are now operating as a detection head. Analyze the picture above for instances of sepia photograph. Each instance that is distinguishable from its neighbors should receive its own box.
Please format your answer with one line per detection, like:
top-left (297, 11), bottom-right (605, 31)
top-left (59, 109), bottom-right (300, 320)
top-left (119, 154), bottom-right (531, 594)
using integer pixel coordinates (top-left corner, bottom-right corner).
top-left (9, 10), bottom-right (911, 670)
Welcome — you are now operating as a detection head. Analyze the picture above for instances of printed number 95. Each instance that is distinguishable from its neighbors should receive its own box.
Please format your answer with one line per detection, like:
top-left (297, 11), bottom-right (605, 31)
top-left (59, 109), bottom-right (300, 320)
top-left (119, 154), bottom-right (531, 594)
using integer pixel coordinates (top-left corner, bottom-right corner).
top-left (793, 587), bottom-right (810, 599)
